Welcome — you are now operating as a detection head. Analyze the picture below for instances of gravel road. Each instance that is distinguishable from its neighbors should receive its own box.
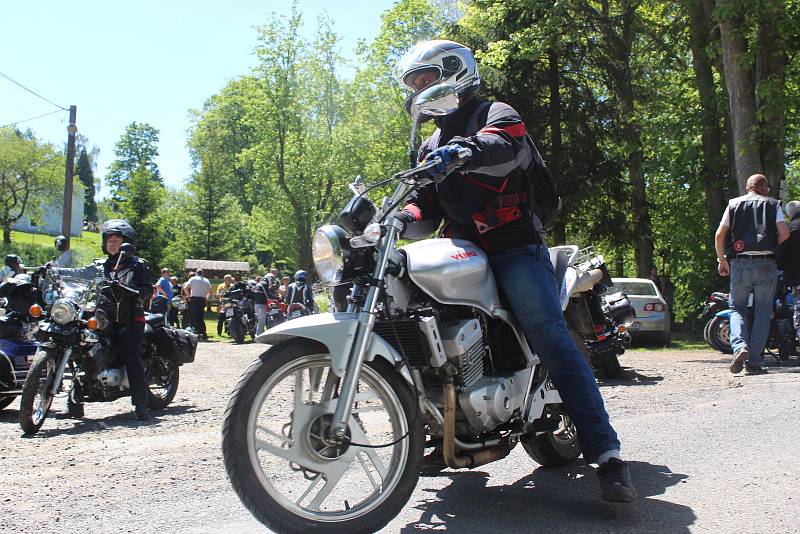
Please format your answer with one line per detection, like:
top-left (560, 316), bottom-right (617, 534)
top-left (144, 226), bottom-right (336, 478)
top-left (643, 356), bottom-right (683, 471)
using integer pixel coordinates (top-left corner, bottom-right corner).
top-left (1, 340), bottom-right (799, 533)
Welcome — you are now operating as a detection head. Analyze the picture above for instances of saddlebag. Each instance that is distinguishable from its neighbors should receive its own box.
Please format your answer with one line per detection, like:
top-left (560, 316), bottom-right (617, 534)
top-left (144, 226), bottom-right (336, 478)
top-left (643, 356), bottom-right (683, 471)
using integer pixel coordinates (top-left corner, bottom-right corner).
top-left (605, 292), bottom-right (636, 326)
top-left (156, 327), bottom-right (198, 364)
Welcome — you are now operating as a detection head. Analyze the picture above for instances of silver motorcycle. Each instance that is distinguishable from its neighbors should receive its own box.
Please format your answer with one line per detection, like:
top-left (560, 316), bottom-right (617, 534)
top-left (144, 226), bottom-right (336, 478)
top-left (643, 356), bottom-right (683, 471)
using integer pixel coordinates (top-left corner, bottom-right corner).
top-left (221, 84), bottom-right (596, 533)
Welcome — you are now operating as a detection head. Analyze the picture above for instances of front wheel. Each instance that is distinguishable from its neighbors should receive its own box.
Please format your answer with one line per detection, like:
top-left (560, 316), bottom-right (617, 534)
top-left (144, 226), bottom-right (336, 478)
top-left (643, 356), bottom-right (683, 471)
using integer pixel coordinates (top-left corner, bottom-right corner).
top-left (19, 349), bottom-right (58, 435)
top-left (222, 339), bottom-right (424, 534)
top-left (521, 413), bottom-right (581, 467)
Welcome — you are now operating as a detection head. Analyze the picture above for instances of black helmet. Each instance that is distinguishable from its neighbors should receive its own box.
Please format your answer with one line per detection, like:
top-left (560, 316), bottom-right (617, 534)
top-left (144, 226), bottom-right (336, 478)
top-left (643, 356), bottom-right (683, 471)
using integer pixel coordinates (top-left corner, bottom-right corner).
top-left (100, 219), bottom-right (136, 254)
top-left (4, 254), bottom-right (21, 268)
top-left (294, 270), bottom-right (307, 283)
top-left (54, 235), bottom-right (67, 252)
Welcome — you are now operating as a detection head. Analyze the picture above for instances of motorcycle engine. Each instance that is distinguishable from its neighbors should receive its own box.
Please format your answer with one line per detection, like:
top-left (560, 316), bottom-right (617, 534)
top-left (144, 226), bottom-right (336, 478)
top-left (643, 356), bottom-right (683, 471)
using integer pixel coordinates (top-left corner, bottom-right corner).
top-left (439, 319), bottom-right (526, 433)
top-left (88, 339), bottom-right (128, 388)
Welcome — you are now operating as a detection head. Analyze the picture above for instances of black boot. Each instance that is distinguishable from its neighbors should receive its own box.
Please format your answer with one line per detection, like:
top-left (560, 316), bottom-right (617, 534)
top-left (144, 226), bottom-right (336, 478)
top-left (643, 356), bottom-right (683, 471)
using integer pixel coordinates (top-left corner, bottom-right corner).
top-left (597, 458), bottom-right (637, 503)
top-left (134, 405), bottom-right (151, 421)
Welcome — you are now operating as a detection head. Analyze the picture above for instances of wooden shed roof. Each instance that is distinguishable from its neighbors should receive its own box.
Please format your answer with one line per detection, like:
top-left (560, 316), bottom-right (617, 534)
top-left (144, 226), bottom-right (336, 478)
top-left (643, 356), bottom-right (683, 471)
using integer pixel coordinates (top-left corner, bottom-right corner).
top-left (184, 259), bottom-right (250, 273)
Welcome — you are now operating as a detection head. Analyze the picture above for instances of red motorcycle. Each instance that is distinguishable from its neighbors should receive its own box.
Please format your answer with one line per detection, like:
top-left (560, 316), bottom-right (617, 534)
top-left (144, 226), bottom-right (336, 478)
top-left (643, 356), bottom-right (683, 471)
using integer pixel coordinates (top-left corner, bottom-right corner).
top-left (265, 299), bottom-right (286, 330)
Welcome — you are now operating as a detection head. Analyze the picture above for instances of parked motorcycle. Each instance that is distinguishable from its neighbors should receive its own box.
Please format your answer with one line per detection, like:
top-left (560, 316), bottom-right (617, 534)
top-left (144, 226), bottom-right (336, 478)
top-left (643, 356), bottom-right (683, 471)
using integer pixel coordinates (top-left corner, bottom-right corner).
top-left (265, 298), bottom-right (286, 330)
top-left (18, 265), bottom-right (197, 435)
top-left (704, 286), bottom-right (797, 359)
top-left (0, 274), bottom-right (39, 410)
top-left (221, 84), bottom-right (601, 533)
top-left (223, 288), bottom-right (257, 344)
top-left (285, 302), bottom-right (311, 320)
top-left (561, 247), bottom-right (635, 379)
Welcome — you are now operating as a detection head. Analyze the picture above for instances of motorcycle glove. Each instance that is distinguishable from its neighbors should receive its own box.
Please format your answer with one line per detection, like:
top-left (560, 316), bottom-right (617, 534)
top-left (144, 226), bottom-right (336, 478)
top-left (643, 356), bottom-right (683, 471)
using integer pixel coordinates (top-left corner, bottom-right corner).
top-left (424, 143), bottom-right (464, 175)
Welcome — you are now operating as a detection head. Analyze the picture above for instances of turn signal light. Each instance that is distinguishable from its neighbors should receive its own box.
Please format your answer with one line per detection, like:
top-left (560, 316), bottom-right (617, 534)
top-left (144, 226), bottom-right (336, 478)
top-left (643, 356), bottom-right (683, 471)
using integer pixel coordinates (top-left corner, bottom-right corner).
top-left (86, 318), bottom-right (99, 330)
top-left (617, 325), bottom-right (627, 334)
top-left (29, 304), bottom-right (43, 318)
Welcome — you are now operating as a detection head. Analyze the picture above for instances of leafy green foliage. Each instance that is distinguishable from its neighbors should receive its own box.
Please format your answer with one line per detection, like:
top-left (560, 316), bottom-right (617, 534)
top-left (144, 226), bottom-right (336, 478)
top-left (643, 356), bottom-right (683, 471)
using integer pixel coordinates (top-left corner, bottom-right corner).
top-left (106, 122), bottom-right (162, 206)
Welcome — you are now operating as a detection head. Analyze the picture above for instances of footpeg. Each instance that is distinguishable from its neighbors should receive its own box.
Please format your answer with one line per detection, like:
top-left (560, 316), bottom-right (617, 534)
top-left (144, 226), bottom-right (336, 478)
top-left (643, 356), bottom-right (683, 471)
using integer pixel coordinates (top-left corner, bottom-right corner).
top-left (526, 416), bottom-right (560, 433)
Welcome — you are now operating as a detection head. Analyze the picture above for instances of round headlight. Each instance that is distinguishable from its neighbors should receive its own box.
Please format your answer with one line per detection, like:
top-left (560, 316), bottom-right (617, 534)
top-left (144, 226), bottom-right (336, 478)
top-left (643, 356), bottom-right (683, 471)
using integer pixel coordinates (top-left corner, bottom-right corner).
top-left (51, 299), bottom-right (77, 325)
top-left (312, 225), bottom-right (346, 285)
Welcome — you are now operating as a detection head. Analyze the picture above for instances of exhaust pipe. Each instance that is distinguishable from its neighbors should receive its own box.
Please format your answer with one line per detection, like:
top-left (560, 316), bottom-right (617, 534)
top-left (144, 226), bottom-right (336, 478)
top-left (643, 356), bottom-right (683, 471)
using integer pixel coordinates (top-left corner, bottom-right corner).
top-left (442, 381), bottom-right (514, 469)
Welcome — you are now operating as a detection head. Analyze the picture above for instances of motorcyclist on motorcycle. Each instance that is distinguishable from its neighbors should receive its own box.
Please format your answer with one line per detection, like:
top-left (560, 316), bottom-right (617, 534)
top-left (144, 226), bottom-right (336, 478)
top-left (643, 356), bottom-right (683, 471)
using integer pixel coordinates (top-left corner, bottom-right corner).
top-left (284, 270), bottom-right (315, 313)
top-left (395, 39), bottom-right (636, 502)
top-left (53, 219), bottom-right (153, 421)
top-left (0, 254), bottom-right (26, 284)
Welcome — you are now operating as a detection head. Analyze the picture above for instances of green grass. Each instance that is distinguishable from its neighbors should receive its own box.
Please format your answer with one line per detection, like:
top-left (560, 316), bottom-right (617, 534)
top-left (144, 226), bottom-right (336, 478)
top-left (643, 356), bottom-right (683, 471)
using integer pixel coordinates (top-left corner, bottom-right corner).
top-left (628, 332), bottom-right (708, 352)
top-left (6, 229), bottom-right (102, 266)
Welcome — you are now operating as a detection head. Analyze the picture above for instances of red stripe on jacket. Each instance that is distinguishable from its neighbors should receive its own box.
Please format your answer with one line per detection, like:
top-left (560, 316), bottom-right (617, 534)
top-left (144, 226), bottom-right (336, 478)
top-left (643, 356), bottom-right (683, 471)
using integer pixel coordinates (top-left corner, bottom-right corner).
top-left (478, 122), bottom-right (526, 138)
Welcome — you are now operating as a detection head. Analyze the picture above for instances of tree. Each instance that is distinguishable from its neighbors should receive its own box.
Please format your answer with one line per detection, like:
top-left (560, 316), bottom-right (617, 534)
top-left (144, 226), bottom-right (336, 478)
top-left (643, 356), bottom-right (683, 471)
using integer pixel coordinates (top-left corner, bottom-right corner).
top-left (119, 166), bottom-right (166, 268)
top-left (0, 128), bottom-right (64, 243)
top-left (106, 122), bottom-right (162, 207)
top-left (76, 148), bottom-right (98, 222)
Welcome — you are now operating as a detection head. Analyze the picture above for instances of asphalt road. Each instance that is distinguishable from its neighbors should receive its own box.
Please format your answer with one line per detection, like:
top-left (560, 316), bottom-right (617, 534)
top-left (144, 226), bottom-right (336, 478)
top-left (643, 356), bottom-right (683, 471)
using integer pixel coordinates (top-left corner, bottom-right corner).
top-left (1, 341), bottom-right (798, 534)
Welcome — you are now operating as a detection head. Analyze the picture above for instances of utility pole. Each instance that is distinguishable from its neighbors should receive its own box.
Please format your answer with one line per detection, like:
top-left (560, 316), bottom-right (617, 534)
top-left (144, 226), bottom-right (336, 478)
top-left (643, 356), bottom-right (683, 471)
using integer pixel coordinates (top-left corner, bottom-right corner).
top-left (61, 105), bottom-right (77, 250)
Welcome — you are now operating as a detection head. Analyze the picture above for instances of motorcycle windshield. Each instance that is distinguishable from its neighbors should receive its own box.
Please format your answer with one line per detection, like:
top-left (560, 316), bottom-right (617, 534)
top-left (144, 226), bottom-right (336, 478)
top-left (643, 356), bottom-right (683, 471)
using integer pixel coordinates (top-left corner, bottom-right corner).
top-left (50, 266), bottom-right (104, 303)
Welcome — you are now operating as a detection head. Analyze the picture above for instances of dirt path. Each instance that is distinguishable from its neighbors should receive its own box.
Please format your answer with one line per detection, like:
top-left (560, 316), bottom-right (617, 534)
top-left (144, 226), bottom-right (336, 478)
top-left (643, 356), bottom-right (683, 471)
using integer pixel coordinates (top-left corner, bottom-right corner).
top-left (1, 341), bottom-right (798, 533)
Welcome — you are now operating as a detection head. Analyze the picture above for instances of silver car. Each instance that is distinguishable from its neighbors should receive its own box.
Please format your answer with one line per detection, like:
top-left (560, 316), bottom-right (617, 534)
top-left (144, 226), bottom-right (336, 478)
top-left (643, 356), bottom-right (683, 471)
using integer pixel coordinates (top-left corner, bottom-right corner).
top-left (611, 278), bottom-right (671, 346)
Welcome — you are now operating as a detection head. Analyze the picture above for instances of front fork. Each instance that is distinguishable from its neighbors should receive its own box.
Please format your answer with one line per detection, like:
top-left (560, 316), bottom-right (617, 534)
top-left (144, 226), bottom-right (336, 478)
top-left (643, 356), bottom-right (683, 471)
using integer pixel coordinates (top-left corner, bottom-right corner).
top-left (49, 347), bottom-right (73, 397)
top-left (329, 219), bottom-right (402, 441)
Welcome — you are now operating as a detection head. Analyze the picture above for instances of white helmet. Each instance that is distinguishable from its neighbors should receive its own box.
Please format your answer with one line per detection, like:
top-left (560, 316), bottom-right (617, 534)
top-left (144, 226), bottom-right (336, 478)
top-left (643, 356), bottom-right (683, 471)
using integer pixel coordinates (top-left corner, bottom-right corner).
top-left (396, 40), bottom-right (480, 106)
top-left (786, 200), bottom-right (800, 219)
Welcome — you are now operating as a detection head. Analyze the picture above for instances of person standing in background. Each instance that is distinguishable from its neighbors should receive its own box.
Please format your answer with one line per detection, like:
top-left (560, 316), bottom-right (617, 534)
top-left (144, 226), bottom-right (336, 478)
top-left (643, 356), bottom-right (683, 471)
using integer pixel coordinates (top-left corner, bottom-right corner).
top-left (715, 174), bottom-right (790, 375)
top-left (187, 269), bottom-right (212, 340)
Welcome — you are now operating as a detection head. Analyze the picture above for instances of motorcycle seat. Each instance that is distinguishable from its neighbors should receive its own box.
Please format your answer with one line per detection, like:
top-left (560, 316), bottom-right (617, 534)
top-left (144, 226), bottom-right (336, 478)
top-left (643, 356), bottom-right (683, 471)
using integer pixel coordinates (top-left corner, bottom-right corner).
top-left (145, 313), bottom-right (165, 328)
top-left (549, 248), bottom-right (570, 289)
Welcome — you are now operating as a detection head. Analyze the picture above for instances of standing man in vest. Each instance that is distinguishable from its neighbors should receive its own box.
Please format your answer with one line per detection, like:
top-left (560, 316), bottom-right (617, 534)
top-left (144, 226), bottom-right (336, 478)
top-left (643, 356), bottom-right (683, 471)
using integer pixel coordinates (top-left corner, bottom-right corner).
top-left (715, 174), bottom-right (790, 374)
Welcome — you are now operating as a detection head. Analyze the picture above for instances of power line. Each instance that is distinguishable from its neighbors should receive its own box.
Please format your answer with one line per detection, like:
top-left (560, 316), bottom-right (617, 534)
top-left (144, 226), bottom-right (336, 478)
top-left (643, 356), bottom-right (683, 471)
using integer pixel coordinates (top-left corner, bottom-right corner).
top-left (0, 70), bottom-right (68, 111)
top-left (0, 108), bottom-right (65, 129)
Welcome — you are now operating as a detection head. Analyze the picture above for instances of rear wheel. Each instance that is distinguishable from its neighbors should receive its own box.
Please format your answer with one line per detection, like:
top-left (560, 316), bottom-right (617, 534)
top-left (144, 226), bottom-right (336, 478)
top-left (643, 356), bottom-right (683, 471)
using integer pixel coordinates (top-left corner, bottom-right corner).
top-left (594, 353), bottom-right (623, 379)
top-left (222, 339), bottom-right (424, 534)
top-left (146, 351), bottom-right (180, 410)
top-left (521, 413), bottom-right (581, 467)
top-left (230, 318), bottom-right (245, 344)
top-left (707, 316), bottom-right (732, 354)
top-left (19, 349), bottom-right (58, 435)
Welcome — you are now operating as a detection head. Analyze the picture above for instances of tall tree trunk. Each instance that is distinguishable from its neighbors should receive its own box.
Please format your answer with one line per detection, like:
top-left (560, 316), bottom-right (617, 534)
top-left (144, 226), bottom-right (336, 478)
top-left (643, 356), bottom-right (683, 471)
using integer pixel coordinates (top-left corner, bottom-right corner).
top-left (600, 0), bottom-right (653, 277)
top-left (548, 48), bottom-right (566, 246)
top-left (756, 0), bottom-right (786, 196)
top-left (3, 225), bottom-right (11, 244)
top-left (718, 0), bottom-right (762, 192)
top-left (688, 0), bottom-right (726, 233)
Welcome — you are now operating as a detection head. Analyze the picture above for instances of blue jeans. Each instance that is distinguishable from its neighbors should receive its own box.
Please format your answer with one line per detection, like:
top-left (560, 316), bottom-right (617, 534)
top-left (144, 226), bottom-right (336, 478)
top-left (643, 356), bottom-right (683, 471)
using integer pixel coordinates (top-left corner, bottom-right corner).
top-left (489, 244), bottom-right (620, 463)
top-left (728, 257), bottom-right (777, 366)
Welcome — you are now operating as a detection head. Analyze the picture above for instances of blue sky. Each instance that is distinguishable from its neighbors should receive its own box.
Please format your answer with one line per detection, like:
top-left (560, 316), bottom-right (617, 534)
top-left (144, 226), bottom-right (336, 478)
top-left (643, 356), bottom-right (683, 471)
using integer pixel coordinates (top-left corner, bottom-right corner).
top-left (1, 1), bottom-right (396, 194)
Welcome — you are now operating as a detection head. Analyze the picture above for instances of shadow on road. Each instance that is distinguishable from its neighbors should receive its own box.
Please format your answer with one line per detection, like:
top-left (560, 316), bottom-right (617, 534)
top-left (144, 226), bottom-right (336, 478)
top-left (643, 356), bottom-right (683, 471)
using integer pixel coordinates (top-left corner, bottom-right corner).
top-left (598, 369), bottom-right (664, 387)
top-left (0, 403), bottom-right (207, 437)
top-left (402, 461), bottom-right (694, 534)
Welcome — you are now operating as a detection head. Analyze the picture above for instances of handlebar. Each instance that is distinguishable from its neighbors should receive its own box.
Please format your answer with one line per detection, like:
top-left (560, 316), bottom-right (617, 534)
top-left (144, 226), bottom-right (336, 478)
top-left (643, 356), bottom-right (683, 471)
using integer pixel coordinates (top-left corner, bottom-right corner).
top-left (393, 147), bottom-right (472, 185)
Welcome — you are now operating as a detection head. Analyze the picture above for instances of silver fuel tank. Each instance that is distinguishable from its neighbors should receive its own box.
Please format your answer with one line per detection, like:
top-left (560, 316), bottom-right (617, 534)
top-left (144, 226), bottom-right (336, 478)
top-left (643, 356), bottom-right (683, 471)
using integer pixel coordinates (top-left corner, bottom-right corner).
top-left (401, 238), bottom-right (501, 315)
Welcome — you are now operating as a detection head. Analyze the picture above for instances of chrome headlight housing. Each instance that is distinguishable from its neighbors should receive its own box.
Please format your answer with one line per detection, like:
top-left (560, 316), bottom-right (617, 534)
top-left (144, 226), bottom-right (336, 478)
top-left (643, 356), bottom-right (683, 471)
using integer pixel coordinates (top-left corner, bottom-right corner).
top-left (51, 299), bottom-right (78, 325)
top-left (312, 225), bottom-right (347, 285)
top-left (94, 308), bottom-right (110, 330)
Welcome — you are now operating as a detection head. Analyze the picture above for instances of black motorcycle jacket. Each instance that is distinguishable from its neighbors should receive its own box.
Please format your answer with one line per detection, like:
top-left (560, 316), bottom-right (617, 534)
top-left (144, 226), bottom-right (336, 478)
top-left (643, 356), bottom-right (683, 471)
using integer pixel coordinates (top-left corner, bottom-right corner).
top-left (724, 193), bottom-right (780, 257)
top-left (103, 254), bottom-right (151, 321)
top-left (285, 282), bottom-right (315, 311)
top-left (402, 97), bottom-right (539, 254)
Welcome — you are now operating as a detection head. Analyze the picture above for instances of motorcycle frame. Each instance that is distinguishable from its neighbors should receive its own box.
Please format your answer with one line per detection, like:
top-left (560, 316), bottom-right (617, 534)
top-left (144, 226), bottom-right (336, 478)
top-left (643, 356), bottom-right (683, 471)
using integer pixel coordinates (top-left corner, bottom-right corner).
top-left (260, 177), bottom-right (565, 445)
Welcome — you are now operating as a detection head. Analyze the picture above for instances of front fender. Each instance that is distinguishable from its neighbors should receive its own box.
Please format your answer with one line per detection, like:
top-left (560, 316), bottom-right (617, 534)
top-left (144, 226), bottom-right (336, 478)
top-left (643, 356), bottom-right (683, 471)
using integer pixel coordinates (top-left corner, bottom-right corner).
top-left (257, 312), bottom-right (413, 385)
top-left (715, 309), bottom-right (731, 318)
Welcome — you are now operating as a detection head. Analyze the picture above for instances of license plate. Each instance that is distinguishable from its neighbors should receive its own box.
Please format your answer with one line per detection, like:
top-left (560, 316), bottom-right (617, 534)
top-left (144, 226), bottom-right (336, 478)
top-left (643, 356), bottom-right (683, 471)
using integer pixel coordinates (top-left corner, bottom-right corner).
top-left (290, 311), bottom-right (301, 319)
top-left (225, 309), bottom-right (235, 317)
top-left (269, 309), bottom-right (279, 316)
top-left (629, 322), bottom-right (641, 330)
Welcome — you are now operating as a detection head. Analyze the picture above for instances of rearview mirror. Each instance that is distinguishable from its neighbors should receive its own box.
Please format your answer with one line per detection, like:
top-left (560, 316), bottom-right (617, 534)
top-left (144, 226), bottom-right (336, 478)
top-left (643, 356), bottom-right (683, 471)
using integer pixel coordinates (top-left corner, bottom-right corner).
top-left (411, 83), bottom-right (459, 119)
